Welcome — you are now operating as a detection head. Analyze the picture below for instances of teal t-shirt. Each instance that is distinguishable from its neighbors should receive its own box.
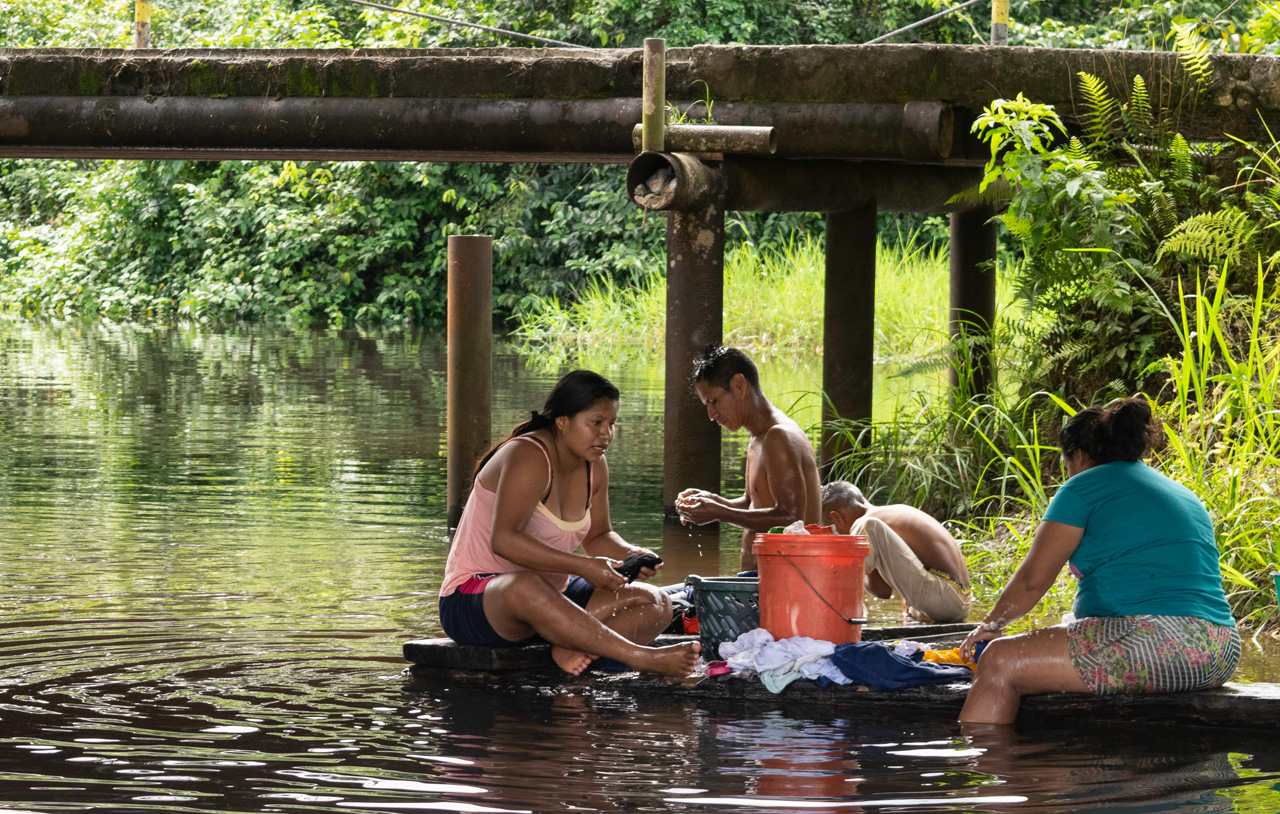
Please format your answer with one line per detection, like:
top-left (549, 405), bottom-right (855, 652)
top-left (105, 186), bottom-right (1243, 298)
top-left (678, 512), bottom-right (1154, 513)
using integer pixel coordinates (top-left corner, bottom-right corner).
top-left (1043, 461), bottom-right (1234, 627)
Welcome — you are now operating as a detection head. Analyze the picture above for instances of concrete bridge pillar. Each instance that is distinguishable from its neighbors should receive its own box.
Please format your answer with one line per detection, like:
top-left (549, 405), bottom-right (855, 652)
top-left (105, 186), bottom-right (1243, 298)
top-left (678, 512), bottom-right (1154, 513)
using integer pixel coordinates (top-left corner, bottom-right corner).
top-left (948, 206), bottom-right (998, 397)
top-left (821, 202), bottom-right (877, 469)
top-left (662, 202), bottom-right (725, 518)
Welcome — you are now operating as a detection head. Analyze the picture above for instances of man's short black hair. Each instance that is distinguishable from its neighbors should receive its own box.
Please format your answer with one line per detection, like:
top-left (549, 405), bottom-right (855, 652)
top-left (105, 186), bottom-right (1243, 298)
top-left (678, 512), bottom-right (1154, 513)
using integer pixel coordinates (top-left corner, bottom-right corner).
top-left (690, 345), bottom-right (760, 391)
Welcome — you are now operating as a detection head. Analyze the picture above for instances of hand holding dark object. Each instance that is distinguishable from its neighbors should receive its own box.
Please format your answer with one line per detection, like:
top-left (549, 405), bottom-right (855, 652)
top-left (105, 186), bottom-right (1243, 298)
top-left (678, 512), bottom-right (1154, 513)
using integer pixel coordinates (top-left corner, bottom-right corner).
top-left (616, 552), bottom-right (663, 583)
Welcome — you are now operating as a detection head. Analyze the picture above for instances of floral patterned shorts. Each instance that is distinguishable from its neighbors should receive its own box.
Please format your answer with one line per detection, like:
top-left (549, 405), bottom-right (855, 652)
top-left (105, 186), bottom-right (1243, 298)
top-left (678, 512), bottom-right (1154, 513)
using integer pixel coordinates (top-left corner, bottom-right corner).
top-left (1067, 615), bottom-right (1240, 695)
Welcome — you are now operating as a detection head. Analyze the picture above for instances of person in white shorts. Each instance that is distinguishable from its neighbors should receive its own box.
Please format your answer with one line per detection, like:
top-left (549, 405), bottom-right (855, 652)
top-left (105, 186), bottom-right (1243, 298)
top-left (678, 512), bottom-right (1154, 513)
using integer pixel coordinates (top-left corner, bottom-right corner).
top-left (821, 481), bottom-right (971, 624)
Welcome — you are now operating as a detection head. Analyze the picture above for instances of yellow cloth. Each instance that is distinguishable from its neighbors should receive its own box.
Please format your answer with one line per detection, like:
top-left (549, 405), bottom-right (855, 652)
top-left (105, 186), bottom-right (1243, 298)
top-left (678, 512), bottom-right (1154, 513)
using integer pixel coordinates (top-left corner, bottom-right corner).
top-left (923, 647), bottom-right (977, 670)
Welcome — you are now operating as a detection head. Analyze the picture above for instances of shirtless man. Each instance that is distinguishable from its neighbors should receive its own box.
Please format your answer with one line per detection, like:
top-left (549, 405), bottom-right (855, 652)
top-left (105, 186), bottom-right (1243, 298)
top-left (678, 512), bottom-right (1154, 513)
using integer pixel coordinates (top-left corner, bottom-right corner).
top-left (821, 480), bottom-right (971, 623)
top-left (674, 346), bottom-right (822, 571)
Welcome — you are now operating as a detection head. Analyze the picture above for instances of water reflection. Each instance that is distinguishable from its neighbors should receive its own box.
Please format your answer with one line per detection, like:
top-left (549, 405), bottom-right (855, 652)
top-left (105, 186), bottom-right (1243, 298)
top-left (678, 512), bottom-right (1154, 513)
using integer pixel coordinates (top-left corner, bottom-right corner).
top-left (0, 319), bottom-right (1277, 813)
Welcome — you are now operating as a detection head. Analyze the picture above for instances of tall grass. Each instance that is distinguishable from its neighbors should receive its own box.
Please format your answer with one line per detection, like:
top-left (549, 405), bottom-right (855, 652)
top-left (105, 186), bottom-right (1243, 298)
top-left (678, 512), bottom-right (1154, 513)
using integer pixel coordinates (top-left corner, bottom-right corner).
top-left (1153, 265), bottom-right (1280, 628)
top-left (513, 232), bottom-right (959, 366)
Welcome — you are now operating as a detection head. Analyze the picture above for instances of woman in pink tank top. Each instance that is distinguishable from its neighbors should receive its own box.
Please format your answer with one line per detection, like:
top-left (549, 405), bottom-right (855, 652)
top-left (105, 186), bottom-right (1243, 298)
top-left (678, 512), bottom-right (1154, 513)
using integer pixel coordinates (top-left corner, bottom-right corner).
top-left (438, 370), bottom-right (700, 677)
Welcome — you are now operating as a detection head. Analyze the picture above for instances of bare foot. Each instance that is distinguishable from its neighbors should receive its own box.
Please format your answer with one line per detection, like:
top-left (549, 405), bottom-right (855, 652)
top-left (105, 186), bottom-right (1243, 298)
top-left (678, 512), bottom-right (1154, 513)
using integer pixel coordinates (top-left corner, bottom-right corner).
top-left (552, 646), bottom-right (597, 675)
top-left (630, 642), bottom-right (701, 677)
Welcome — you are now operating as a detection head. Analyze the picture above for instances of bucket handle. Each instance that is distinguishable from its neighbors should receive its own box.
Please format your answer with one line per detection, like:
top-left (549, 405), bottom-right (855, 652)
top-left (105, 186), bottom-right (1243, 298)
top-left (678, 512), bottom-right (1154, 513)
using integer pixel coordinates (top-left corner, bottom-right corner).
top-left (779, 553), bottom-right (867, 626)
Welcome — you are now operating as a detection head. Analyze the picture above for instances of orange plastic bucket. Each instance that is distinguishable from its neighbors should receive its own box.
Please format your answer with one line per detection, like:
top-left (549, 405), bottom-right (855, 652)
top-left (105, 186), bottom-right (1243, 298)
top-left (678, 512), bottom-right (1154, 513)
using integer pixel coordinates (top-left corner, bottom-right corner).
top-left (753, 526), bottom-right (869, 644)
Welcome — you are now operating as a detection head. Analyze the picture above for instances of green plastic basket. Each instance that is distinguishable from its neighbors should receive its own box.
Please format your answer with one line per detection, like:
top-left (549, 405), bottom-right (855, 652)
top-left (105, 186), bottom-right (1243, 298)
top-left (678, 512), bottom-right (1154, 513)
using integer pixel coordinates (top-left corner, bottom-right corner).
top-left (685, 575), bottom-right (759, 658)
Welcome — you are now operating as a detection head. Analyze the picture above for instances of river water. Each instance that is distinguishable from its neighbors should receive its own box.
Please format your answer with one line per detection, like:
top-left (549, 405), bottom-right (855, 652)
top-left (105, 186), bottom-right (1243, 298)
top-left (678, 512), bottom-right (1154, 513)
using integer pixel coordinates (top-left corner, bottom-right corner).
top-left (0, 319), bottom-right (1277, 814)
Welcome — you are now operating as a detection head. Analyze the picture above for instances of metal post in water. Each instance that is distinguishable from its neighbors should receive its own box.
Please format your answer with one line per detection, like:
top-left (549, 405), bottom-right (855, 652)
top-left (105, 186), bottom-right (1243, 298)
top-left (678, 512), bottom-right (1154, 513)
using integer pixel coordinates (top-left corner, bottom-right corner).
top-left (991, 0), bottom-right (1009, 45)
top-left (134, 0), bottom-right (152, 49)
top-left (447, 235), bottom-right (493, 538)
top-left (948, 207), bottom-right (997, 397)
top-left (663, 203), bottom-right (724, 517)
top-left (821, 202), bottom-right (877, 469)
top-left (642, 38), bottom-right (666, 152)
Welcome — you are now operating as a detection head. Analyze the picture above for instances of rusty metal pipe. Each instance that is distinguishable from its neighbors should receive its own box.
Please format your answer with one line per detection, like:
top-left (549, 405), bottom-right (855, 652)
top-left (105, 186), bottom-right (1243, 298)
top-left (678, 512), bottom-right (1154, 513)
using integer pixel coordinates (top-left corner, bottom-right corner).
top-left (0, 96), bottom-right (963, 163)
top-left (446, 235), bottom-right (493, 536)
top-left (0, 96), bottom-right (641, 155)
top-left (949, 206), bottom-right (998, 396)
top-left (821, 203), bottom-right (877, 468)
top-left (663, 202), bottom-right (724, 515)
top-left (630, 123), bottom-right (776, 155)
top-left (722, 157), bottom-right (981, 213)
top-left (680, 100), bottom-right (953, 160)
top-left (627, 151), bottom-right (726, 211)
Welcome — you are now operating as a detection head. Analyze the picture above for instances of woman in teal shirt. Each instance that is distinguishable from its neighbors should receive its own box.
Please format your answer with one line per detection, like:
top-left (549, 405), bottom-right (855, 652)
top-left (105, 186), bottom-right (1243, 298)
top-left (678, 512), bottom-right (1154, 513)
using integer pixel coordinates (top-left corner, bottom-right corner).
top-left (959, 397), bottom-right (1239, 724)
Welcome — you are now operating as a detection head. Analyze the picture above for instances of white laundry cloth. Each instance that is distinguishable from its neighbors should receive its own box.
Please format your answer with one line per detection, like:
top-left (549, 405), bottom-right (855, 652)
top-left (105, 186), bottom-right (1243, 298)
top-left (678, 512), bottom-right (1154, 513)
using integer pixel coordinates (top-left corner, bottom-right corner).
top-left (799, 656), bottom-right (853, 685)
top-left (754, 636), bottom-right (836, 672)
top-left (719, 628), bottom-right (774, 670)
top-left (759, 653), bottom-right (827, 693)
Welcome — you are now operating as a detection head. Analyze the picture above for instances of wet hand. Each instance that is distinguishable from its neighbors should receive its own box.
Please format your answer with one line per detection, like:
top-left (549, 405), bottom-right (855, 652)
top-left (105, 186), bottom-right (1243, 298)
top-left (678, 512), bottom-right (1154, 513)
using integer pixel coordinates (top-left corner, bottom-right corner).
top-left (960, 622), bottom-right (1003, 663)
top-left (675, 492), bottom-right (717, 526)
top-left (634, 548), bottom-right (662, 581)
top-left (582, 557), bottom-right (626, 592)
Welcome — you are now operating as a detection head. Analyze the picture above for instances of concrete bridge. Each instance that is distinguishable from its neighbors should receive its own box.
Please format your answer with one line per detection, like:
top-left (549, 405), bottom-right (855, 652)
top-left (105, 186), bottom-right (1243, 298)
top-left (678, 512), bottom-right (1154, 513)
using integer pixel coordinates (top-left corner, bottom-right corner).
top-left (1, 44), bottom-right (1273, 514)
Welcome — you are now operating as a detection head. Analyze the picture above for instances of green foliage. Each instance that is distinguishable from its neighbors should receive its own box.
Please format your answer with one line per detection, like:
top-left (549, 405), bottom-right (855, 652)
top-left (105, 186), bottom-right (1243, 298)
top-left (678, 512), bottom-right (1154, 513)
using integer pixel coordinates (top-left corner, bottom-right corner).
top-left (514, 231), bottom-right (991, 366)
top-left (1173, 20), bottom-right (1214, 87)
top-left (1011, 1), bottom-right (1251, 51)
top-left (1155, 266), bottom-right (1280, 628)
top-left (1157, 208), bottom-right (1256, 268)
top-left (0, 159), bottom-right (663, 325)
top-left (1077, 72), bottom-right (1121, 153)
top-left (969, 71), bottom-right (1247, 401)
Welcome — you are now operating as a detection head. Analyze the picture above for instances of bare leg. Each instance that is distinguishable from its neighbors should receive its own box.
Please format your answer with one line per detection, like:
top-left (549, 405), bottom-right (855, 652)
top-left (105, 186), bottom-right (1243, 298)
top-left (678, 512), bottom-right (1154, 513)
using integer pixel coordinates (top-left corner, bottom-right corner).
top-left (482, 573), bottom-right (700, 676)
top-left (959, 624), bottom-right (1090, 725)
top-left (548, 582), bottom-right (674, 672)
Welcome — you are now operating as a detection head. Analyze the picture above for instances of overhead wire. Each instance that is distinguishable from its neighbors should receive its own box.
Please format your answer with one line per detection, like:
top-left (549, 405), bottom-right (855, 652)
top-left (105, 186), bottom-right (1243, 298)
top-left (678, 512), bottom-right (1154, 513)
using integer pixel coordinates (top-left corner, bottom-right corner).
top-left (865, 0), bottom-right (986, 45)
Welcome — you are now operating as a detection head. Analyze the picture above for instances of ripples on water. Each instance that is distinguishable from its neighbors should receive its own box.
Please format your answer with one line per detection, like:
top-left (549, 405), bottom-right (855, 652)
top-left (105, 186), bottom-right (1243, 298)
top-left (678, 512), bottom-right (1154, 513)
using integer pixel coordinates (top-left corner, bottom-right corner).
top-left (0, 320), bottom-right (1277, 814)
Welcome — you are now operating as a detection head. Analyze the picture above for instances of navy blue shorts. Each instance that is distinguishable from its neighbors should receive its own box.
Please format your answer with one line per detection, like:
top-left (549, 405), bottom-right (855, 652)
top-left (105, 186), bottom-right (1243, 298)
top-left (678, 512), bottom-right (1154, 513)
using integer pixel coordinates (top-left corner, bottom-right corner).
top-left (439, 574), bottom-right (595, 647)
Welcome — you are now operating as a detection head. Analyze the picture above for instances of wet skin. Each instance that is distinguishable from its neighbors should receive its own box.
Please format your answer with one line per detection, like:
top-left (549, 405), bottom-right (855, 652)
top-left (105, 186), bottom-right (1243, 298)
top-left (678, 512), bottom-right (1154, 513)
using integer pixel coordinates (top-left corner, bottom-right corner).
top-left (826, 501), bottom-right (969, 611)
top-left (477, 397), bottom-right (700, 676)
top-left (675, 375), bottom-right (822, 571)
top-left (958, 450), bottom-right (1095, 724)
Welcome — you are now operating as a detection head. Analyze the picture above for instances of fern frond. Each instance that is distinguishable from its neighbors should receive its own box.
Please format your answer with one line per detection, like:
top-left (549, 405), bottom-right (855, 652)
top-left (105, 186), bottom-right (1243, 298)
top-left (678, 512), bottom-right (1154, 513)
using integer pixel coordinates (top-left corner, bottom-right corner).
top-left (1149, 189), bottom-right (1179, 237)
top-left (1169, 134), bottom-right (1194, 184)
top-left (1077, 71), bottom-right (1120, 152)
top-left (1173, 23), bottom-right (1213, 90)
top-left (1157, 208), bottom-right (1256, 267)
top-left (1064, 137), bottom-right (1093, 164)
top-left (1000, 212), bottom-right (1033, 243)
top-left (1122, 75), bottom-right (1153, 141)
top-left (947, 179), bottom-right (1013, 209)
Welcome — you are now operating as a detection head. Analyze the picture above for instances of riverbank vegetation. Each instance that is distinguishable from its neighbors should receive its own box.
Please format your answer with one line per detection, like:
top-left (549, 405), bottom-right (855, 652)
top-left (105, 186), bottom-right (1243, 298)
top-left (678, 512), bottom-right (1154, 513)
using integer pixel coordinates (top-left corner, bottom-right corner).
top-left (2, 0), bottom-right (1278, 625)
top-left (515, 231), bottom-right (980, 368)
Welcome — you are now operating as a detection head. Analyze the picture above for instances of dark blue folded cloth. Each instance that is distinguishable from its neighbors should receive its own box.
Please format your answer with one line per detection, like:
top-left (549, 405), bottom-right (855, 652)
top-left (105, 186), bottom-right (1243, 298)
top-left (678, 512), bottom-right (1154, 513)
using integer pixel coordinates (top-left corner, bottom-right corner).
top-left (831, 641), bottom-right (974, 690)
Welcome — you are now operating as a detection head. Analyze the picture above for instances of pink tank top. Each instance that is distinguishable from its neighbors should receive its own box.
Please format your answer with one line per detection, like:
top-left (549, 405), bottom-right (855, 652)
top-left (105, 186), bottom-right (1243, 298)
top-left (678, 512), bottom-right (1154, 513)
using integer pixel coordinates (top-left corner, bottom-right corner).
top-left (439, 435), bottom-right (593, 597)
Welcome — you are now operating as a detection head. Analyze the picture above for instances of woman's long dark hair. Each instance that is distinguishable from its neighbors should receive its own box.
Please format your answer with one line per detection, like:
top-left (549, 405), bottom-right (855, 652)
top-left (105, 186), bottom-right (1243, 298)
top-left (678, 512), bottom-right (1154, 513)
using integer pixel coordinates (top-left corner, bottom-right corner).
top-left (474, 369), bottom-right (620, 478)
top-left (1059, 396), bottom-right (1154, 464)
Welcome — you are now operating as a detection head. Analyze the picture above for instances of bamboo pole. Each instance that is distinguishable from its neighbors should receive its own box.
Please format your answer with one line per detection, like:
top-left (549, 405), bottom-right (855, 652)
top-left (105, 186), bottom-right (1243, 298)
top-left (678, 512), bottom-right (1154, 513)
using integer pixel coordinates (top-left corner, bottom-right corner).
top-left (641, 38), bottom-right (665, 152)
top-left (134, 1), bottom-right (152, 49)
